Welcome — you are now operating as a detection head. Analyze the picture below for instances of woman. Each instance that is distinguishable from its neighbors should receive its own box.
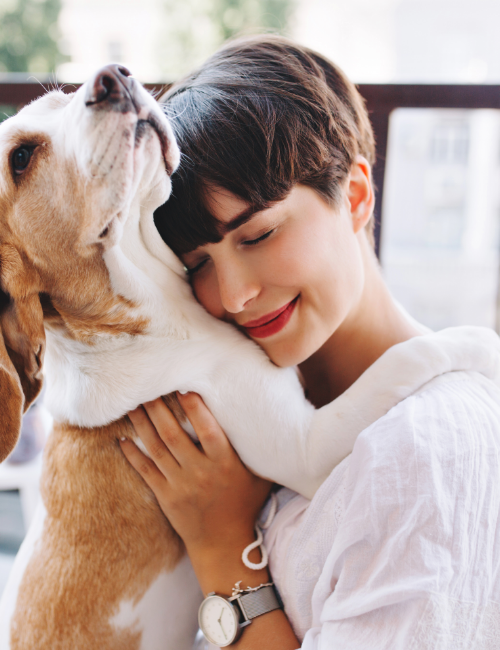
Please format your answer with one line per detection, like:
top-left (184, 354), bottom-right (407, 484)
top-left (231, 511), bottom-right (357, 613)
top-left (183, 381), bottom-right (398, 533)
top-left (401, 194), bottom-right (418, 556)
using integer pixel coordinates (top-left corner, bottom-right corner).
top-left (120, 36), bottom-right (500, 648)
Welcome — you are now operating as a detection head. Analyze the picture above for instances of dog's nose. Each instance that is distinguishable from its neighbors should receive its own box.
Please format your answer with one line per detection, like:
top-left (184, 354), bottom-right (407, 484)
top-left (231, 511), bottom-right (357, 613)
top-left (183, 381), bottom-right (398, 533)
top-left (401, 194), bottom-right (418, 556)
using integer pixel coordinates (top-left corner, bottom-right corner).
top-left (85, 64), bottom-right (133, 107)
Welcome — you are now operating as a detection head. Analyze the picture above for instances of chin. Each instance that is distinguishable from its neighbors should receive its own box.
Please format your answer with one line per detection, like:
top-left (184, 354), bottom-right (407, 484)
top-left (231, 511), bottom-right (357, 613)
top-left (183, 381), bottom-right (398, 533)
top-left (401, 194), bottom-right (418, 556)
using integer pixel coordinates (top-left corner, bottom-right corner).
top-left (262, 323), bottom-right (334, 368)
top-left (260, 340), bottom-right (309, 369)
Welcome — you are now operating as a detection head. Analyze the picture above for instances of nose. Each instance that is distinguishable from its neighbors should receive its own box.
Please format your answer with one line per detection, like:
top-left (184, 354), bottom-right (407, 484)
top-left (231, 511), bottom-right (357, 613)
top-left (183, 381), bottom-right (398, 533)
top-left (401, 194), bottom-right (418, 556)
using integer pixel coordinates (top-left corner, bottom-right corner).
top-left (85, 64), bottom-right (134, 107)
top-left (216, 260), bottom-right (260, 315)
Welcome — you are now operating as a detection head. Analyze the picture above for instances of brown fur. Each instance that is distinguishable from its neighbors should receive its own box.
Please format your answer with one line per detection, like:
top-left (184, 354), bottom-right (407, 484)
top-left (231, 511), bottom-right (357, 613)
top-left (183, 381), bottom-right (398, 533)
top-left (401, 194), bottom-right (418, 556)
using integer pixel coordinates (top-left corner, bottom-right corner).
top-left (162, 392), bottom-right (186, 424)
top-left (0, 244), bottom-right (44, 461)
top-left (11, 419), bottom-right (184, 649)
top-left (0, 331), bottom-right (23, 459)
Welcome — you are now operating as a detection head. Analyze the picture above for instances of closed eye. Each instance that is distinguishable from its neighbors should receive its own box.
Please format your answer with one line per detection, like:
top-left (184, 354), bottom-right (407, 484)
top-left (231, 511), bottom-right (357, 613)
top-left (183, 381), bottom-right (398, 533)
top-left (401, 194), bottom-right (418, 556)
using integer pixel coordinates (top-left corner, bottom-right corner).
top-left (186, 230), bottom-right (275, 276)
top-left (186, 258), bottom-right (208, 277)
top-left (242, 230), bottom-right (274, 246)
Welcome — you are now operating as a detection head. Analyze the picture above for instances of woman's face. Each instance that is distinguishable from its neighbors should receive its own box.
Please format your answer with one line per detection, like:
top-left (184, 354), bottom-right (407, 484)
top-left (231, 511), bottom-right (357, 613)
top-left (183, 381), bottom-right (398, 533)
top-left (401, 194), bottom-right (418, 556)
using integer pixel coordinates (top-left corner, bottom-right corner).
top-left (182, 181), bottom-right (368, 368)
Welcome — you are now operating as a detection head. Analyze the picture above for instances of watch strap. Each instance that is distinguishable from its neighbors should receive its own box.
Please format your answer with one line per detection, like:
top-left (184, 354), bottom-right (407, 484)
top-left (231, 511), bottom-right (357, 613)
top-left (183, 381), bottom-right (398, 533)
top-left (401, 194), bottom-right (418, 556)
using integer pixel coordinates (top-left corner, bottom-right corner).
top-left (236, 585), bottom-right (281, 621)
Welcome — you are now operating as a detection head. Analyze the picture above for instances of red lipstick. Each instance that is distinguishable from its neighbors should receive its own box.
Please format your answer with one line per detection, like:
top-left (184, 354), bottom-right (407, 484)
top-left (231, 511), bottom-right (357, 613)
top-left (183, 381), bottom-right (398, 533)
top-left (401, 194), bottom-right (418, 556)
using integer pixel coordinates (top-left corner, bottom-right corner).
top-left (242, 296), bottom-right (299, 339)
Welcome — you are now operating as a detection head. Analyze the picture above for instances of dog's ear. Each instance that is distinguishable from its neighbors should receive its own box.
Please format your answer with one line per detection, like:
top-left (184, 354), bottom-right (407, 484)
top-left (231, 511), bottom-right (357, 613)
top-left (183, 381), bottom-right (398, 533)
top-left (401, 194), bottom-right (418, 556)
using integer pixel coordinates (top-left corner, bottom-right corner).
top-left (0, 246), bottom-right (45, 462)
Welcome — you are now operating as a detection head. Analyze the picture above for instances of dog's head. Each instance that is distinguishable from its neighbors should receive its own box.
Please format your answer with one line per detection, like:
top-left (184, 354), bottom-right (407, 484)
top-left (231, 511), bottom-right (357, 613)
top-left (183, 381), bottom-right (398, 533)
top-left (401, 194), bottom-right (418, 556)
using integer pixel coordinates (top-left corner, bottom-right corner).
top-left (0, 65), bottom-right (179, 461)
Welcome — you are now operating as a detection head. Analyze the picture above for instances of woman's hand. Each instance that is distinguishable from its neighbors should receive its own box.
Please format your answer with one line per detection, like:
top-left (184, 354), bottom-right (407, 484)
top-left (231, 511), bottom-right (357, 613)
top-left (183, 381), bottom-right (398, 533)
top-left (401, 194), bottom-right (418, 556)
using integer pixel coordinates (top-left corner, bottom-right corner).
top-left (121, 393), bottom-right (300, 650)
top-left (120, 393), bottom-right (272, 577)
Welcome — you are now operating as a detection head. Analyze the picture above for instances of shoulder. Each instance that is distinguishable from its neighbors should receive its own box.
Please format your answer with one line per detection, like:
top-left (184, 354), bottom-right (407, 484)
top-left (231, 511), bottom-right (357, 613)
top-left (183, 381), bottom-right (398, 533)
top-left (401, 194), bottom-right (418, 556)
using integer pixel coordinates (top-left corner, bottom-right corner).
top-left (362, 369), bottom-right (499, 445)
top-left (344, 370), bottom-right (500, 510)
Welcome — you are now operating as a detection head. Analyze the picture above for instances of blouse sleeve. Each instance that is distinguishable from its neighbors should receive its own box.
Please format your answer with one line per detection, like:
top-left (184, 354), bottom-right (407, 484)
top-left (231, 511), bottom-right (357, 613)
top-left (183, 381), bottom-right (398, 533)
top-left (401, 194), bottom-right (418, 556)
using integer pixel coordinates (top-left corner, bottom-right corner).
top-left (299, 374), bottom-right (500, 649)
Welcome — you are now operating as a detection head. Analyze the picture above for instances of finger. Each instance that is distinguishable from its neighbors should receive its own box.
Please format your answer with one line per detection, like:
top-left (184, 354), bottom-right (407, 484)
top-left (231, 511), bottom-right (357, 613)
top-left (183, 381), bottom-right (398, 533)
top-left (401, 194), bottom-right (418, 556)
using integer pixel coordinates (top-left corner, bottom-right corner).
top-left (119, 438), bottom-right (168, 494)
top-left (128, 404), bottom-right (180, 475)
top-left (142, 397), bottom-right (200, 466)
top-left (177, 392), bottom-right (233, 461)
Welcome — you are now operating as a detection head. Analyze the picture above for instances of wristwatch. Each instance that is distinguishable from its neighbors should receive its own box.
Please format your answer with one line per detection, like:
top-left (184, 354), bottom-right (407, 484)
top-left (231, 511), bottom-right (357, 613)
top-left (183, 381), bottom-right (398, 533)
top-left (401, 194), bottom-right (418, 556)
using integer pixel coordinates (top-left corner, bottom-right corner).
top-left (198, 584), bottom-right (281, 647)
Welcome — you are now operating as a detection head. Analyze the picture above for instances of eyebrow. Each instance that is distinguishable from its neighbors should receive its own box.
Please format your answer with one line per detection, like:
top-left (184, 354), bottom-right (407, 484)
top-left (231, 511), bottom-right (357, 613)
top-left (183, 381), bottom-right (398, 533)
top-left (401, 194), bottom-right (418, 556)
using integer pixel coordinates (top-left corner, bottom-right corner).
top-left (221, 204), bottom-right (269, 234)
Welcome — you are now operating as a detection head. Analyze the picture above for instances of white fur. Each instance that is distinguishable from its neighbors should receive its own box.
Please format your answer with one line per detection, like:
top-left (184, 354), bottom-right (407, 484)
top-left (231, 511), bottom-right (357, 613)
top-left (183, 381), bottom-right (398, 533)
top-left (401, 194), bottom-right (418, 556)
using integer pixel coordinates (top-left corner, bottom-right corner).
top-left (110, 555), bottom-right (202, 650)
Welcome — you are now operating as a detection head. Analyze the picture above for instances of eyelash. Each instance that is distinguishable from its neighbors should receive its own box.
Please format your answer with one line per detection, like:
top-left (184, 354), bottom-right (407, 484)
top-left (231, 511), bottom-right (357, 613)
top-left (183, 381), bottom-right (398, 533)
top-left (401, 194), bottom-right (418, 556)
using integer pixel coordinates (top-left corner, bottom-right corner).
top-left (242, 229), bottom-right (274, 246)
top-left (186, 230), bottom-right (274, 277)
top-left (186, 260), bottom-right (207, 276)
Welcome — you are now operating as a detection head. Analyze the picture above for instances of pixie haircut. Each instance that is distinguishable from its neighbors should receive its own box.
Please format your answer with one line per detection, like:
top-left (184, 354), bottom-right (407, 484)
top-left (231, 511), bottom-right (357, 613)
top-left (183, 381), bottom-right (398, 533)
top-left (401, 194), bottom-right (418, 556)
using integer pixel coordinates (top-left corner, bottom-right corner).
top-left (155, 35), bottom-right (376, 256)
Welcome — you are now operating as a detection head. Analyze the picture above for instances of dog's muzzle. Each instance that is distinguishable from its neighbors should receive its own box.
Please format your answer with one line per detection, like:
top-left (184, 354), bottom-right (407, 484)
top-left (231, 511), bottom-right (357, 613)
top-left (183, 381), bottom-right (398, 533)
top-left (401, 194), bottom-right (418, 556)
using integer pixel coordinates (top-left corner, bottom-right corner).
top-left (84, 64), bottom-right (177, 176)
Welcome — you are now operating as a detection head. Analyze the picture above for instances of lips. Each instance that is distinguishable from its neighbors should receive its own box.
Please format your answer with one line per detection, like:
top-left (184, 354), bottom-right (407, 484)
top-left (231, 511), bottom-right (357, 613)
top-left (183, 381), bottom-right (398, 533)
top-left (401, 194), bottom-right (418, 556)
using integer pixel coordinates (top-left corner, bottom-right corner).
top-left (242, 296), bottom-right (299, 339)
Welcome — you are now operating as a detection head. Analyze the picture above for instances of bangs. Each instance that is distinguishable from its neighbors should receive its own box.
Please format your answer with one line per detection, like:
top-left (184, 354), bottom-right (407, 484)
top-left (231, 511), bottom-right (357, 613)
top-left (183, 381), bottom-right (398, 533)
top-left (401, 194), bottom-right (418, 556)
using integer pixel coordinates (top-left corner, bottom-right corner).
top-left (153, 35), bottom-right (374, 256)
top-left (153, 87), bottom-right (297, 257)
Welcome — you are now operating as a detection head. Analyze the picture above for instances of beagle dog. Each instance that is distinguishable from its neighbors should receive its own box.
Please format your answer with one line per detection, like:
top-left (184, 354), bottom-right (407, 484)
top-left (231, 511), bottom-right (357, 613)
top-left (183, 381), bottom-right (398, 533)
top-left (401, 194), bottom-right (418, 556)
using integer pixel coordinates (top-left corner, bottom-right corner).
top-left (0, 66), bottom-right (491, 649)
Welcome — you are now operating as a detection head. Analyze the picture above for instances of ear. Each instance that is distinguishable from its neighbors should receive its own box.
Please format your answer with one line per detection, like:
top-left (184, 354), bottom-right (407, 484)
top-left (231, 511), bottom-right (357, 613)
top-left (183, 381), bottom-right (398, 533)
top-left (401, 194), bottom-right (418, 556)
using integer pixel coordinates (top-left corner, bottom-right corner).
top-left (0, 258), bottom-right (45, 462)
top-left (347, 156), bottom-right (375, 234)
top-left (0, 319), bottom-right (24, 462)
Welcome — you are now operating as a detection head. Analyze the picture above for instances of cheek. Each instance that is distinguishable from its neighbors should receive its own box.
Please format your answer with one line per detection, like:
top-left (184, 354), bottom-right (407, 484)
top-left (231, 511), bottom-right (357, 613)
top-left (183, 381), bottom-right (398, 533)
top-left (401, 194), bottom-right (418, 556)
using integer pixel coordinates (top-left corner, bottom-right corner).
top-left (258, 229), bottom-right (313, 288)
top-left (272, 216), bottom-right (363, 331)
top-left (191, 272), bottom-right (226, 320)
top-left (264, 222), bottom-right (338, 293)
top-left (310, 227), bottom-right (363, 316)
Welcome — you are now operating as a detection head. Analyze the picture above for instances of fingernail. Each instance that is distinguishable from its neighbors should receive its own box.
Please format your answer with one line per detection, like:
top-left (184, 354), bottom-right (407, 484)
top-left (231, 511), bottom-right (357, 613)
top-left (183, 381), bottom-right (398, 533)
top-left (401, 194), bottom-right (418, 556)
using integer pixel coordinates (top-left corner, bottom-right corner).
top-left (177, 390), bottom-right (189, 395)
top-left (120, 437), bottom-right (127, 442)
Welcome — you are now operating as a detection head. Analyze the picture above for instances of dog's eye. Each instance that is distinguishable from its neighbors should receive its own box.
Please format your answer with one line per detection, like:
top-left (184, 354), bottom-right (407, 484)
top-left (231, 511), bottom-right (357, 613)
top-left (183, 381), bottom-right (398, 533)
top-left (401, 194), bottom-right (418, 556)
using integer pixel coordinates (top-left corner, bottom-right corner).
top-left (12, 146), bottom-right (34, 174)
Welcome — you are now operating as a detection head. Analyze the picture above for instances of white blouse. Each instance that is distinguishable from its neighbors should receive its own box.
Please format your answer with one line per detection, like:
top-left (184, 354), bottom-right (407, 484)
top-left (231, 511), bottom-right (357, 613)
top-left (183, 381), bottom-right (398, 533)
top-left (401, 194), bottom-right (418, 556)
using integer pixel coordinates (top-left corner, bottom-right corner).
top-left (264, 327), bottom-right (500, 649)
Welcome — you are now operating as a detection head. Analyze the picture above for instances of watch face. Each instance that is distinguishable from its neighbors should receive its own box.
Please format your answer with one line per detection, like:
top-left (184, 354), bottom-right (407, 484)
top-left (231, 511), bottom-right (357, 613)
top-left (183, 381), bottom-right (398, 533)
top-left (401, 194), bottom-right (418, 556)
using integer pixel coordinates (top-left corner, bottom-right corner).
top-left (199, 595), bottom-right (239, 647)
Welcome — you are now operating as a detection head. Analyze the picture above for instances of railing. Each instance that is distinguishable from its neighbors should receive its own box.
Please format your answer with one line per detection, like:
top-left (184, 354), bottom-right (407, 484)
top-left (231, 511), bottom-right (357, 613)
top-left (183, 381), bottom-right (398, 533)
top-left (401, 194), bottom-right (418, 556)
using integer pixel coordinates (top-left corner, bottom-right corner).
top-left (1, 81), bottom-right (500, 255)
top-left (0, 80), bottom-right (165, 106)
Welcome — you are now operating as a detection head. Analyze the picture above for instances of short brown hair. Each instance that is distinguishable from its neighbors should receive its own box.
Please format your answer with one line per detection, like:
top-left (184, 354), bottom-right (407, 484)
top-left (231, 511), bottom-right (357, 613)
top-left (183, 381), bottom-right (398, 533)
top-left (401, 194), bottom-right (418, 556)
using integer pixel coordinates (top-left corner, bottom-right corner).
top-left (155, 35), bottom-right (375, 255)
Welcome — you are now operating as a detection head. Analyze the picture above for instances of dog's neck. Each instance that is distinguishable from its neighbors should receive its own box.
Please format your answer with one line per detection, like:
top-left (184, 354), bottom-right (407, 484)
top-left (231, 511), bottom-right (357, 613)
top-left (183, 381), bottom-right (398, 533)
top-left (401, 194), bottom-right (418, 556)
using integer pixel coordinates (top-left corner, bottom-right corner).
top-left (43, 199), bottom-right (235, 428)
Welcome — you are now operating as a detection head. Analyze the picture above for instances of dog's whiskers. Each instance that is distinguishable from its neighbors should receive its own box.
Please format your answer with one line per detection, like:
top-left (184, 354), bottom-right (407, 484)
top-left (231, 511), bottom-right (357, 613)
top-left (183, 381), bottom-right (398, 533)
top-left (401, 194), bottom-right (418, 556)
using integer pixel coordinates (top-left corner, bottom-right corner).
top-left (28, 75), bottom-right (49, 94)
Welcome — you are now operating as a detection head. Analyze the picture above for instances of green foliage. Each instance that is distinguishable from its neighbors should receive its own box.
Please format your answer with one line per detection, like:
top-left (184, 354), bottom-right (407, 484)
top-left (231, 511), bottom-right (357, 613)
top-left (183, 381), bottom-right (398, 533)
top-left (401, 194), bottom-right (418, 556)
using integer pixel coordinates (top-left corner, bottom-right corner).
top-left (213, 0), bottom-right (295, 41)
top-left (0, 0), bottom-right (66, 73)
top-left (159, 0), bottom-right (295, 80)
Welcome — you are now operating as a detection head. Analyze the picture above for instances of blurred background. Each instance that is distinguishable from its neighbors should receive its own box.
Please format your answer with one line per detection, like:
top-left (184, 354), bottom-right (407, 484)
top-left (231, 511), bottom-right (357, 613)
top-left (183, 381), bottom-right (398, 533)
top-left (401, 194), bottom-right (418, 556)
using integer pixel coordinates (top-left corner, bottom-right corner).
top-left (1, 0), bottom-right (500, 597)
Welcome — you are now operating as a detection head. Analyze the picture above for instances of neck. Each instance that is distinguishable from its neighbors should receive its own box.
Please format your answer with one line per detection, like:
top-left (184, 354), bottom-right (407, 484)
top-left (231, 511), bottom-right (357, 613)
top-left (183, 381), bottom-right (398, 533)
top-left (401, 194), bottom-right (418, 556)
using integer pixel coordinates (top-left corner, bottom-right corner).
top-left (299, 237), bottom-right (423, 407)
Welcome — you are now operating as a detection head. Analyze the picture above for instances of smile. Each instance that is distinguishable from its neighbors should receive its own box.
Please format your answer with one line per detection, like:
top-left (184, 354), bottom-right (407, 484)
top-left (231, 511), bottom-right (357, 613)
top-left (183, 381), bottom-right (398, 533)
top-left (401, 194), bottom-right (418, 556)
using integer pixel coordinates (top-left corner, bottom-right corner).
top-left (242, 296), bottom-right (299, 338)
